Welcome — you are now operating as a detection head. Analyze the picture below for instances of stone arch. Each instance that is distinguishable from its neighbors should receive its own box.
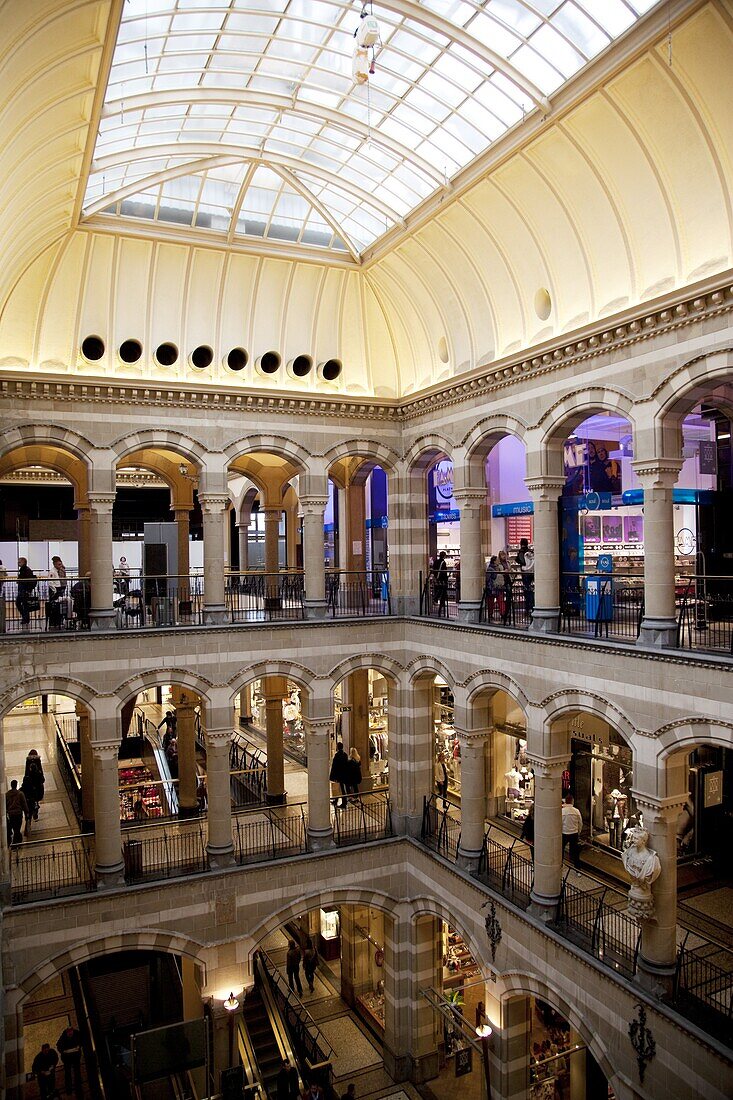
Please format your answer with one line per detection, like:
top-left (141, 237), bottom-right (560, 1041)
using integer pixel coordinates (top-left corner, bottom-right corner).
top-left (461, 414), bottom-right (528, 487)
top-left (227, 660), bottom-right (317, 707)
top-left (464, 670), bottom-right (530, 718)
top-left (498, 971), bottom-right (620, 1094)
top-left (0, 424), bottom-right (95, 466)
top-left (16, 929), bottom-right (206, 1003)
top-left (403, 432), bottom-right (454, 474)
top-left (111, 429), bottom-right (207, 466)
top-left (250, 886), bottom-right (401, 951)
top-left (115, 669), bottom-right (213, 716)
top-left (406, 656), bottom-right (456, 689)
top-left (223, 434), bottom-right (311, 472)
top-left (322, 439), bottom-right (399, 473)
top-left (531, 386), bottom-right (636, 478)
top-left (651, 349), bottom-right (733, 459)
top-left (0, 676), bottom-right (98, 721)
top-left (409, 896), bottom-right (491, 974)
top-left (328, 653), bottom-right (403, 687)
top-left (655, 717), bottom-right (733, 764)
top-left (541, 690), bottom-right (638, 754)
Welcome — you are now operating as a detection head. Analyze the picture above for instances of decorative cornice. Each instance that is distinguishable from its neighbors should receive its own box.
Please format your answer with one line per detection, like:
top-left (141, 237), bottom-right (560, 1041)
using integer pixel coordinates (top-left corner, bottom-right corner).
top-left (1, 275), bottom-right (732, 426)
top-left (90, 740), bottom-right (119, 758)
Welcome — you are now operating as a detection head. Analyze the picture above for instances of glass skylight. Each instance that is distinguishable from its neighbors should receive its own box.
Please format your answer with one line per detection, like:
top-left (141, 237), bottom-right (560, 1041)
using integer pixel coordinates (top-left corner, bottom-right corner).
top-left (83, 0), bottom-right (660, 258)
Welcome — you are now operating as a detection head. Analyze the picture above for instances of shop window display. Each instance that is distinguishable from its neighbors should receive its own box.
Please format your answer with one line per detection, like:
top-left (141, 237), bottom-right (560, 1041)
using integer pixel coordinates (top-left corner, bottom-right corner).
top-left (433, 679), bottom-right (459, 797)
top-left (528, 997), bottom-right (615, 1099)
top-left (570, 730), bottom-right (635, 855)
top-left (118, 764), bottom-right (163, 820)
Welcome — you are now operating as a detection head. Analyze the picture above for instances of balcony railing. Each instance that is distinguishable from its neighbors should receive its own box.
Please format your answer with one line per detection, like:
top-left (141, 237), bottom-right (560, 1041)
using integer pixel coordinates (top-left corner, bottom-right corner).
top-left (227, 571), bottom-right (305, 621)
top-left (9, 834), bottom-right (96, 904)
top-left (332, 789), bottom-right (393, 846)
top-left (677, 575), bottom-right (733, 655)
top-left (123, 822), bottom-right (208, 883)
top-left (233, 804), bottom-right (308, 865)
top-left (326, 570), bottom-right (392, 617)
top-left (419, 568), bottom-right (459, 620)
top-left (673, 933), bottom-right (733, 1045)
top-left (553, 873), bottom-right (640, 979)
top-left (421, 793), bottom-right (462, 860)
top-left (116, 575), bottom-right (205, 629)
top-left (559, 572), bottom-right (644, 642)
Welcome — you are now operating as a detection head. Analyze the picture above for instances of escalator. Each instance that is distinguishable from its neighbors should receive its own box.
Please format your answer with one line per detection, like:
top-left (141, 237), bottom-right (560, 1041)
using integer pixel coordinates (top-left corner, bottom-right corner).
top-left (240, 984), bottom-right (286, 1097)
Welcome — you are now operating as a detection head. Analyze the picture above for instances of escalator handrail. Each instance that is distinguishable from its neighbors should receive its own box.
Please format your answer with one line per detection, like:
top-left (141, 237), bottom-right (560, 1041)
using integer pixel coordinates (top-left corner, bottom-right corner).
top-left (256, 950), bottom-right (335, 1061)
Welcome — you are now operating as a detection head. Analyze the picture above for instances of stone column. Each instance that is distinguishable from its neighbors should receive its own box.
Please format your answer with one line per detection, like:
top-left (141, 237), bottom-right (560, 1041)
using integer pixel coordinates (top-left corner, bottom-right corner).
top-left (177, 694), bottom-right (199, 817)
top-left (456, 730), bottom-right (489, 869)
top-left (174, 508), bottom-right (190, 579)
top-left (205, 729), bottom-right (235, 867)
top-left (408, 914), bottom-right (441, 1082)
top-left (525, 476), bottom-right (564, 634)
top-left (387, 469), bottom-right (423, 615)
top-left (345, 481), bottom-right (367, 571)
top-left (91, 741), bottom-right (124, 885)
top-left (632, 460), bottom-right (683, 648)
top-left (237, 523), bottom-right (249, 572)
top-left (76, 505), bottom-right (91, 577)
top-left (343, 671), bottom-right (372, 792)
top-left (392, 676), bottom-right (432, 838)
top-left (77, 704), bottom-right (95, 830)
top-left (303, 715), bottom-right (334, 850)
top-left (200, 494), bottom-right (229, 623)
top-left (263, 507), bottom-right (281, 575)
top-left (263, 676), bottom-right (286, 805)
top-left (301, 494), bottom-right (328, 619)
top-left (88, 492), bottom-right (117, 630)
top-left (633, 795), bottom-right (685, 994)
top-left (455, 488), bottom-right (486, 623)
top-left (528, 758), bottom-right (566, 920)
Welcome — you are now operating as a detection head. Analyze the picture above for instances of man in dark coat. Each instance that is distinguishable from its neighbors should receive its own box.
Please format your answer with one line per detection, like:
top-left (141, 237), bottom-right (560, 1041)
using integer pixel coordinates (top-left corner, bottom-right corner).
top-left (32, 1044), bottom-right (58, 1099)
top-left (57, 1025), bottom-right (83, 1095)
top-left (329, 742), bottom-right (349, 809)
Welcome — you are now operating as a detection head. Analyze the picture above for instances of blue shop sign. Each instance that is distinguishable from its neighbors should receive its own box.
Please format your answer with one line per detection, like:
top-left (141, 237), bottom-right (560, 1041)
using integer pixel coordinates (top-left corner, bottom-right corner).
top-left (430, 509), bottom-right (460, 524)
top-left (492, 501), bottom-right (534, 517)
top-left (366, 516), bottom-right (388, 529)
top-left (621, 488), bottom-right (715, 506)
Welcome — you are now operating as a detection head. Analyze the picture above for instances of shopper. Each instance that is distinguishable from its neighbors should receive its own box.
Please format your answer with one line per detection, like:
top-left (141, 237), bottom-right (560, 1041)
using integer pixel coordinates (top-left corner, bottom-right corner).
top-left (286, 940), bottom-right (303, 995)
top-left (496, 551), bottom-right (511, 623)
top-left (346, 747), bottom-right (362, 801)
top-left (329, 741), bottom-right (349, 809)
top-left (283, 697), bottom-right (299, 738)
top-left (435, 752), bottom-right (449, 807)
top-left (432, 551), bottom-right (448, 616)
top-left (57, 1025), bottom-right (83, 1095)
top-left (32, 1043), bottom-right (59, 1100)
top-left (158, 710), bottom-right (177, 746)
top-left (561, 795), bottom-right (583, 872)
top-left (16, 557), bottom-right (38, 626)
top-left (277, 1060), bottom-right (291, 1100)
top-left (484, 556), bottom-right (499, 620)
top-left (47, 556), bottom-right (68, 630)
top-left (22, 750), bottom-right (45, 820)
top-left (302, 937), bottom-right (318, 994)
top-left (340, 1086), bottom-right (356, 1100)
top-left (520, 804), bottom-right (535, 856)
top-left (516, 539), bottom-right (534, 613)
top-left (71, 574), bottom-right (91, 630)
top-left (114, 557), bottom-right (130, 595)
top-left (5, 780), bottom-right (29, 845)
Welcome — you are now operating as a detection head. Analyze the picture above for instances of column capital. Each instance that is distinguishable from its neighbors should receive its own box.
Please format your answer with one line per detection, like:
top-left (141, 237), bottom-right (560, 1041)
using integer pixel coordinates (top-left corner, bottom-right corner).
top-left (630, 458), bottom-right (683, 488)
top-left (524, 476), bottom-right (565, 501)
top-left (173, 506), bottom-right (191, 519)
top-left (632, 792), bottom-right (688, 821)
top-left (455, 727), bottom-right (491, 749)
top-left (452, 488), bottom-right (487, 506)
top-left (205, 727), bottom-right (232, 748)
top-left (526, 755), bottom-right (567, 779)
top-left (302, 715), bottom-right (334, 738)
top-left (299, 495), bottom-right (329, 515)
top-left (90, 740), bottom-right (119, 760)
top-left (198, 493), bottom-right (230, 513)
top-left (87, 492), bottom-right (116, 514)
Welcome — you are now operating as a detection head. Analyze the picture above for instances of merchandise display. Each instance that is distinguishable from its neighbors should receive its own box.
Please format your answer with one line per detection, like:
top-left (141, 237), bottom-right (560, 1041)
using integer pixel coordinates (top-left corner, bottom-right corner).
top-left (442, 926), bottom-right (480, 991)
top-left (433, 681), bottom-right (459, 796)
top-left (357, 990), bottom-right (385, 1030)
top-left (318, 906), bottom-right (340, 961)
top-left (571, 733), bottom-right (636, 855)
top-left (500, 733), bottom-right (534, 825)
top-left (118, 762), bottom-right (163, 820)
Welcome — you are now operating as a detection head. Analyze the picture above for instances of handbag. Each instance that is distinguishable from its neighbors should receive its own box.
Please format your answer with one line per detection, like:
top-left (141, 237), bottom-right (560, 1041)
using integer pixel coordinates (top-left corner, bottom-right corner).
top-left (494, 573), bottom-right (505, 589)
top-left (26, 596), bottom-right (40, 612)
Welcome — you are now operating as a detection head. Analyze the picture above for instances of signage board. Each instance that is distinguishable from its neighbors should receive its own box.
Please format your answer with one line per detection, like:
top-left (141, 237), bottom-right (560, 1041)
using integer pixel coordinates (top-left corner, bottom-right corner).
top-left (704, 770), bottom-right (723, 808)
top-left (455, 1047), bottom-right (473, 1077)
top-left (491, 501), bottom-right (534, 518)
top-left (698, 440), bottom-right (718, 476)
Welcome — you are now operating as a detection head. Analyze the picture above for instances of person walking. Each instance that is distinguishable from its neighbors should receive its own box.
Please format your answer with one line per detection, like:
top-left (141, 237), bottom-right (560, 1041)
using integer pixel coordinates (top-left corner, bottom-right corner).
top-left (5, 780), bottom-right (29, 845)
top-left (302, 937), bottom-right (318, 994)
top-left (16, 557), bottom-right (38, 626)
top-left (345, 747), bottom-right (362, 801)
top-left (515, 539), bottom-right (534, 614)
top-left (158, 710), bottom-right (177, 746)
top-left (22, 750), bottom-right (45, 821)
top-left (329, 741), bottom-right (349, 809)
top-left (432, 551), bottom-right (448, 616)
top-left (47, 556), bottom-right (68, 630)
top-left (32, 1043), bottom-right (59, 1100)
top-left (286, 940), bottom-right (303, 995)
top-left (277, 1060), bottom-right (291, 1100)
top-left (70, 574), bottom-right (91, 630)
top-left (561, 795), bottom-right (583, 873)
top-left (496, 550), bottom-right (511, 623)
top-left (57, 1025), bottom-right (83, 1095)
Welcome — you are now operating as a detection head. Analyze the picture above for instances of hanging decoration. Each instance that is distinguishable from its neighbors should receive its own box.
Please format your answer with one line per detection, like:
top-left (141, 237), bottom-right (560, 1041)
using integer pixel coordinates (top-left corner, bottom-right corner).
top-left (352, 4), bottom-right (382, 85)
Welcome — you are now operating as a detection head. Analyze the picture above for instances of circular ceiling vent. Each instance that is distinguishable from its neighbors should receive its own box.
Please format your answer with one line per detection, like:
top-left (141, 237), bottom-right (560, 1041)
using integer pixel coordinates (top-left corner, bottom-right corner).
top-left (155, 342), bottom-right (179, 367)
top-left (119, 339), bottom-right (142, 364)
top-left (318, 358), bottom-right (342, 382)
top-left (225, 347), bottom-right (248, 371)
top-left (191, 345), bottom-right (214, 369)
top-left (81, 335), bottom-right (105, 362)
top-left (256, 350), bottom-right (281, 376)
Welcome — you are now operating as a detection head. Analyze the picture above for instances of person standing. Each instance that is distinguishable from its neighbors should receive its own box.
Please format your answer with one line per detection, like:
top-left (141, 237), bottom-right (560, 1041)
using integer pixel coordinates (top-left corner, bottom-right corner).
top-left (561, 795), bottom-right (583, 872)
top-left (346, 747), bottom-right (362, 801)
top-left (16, 557), bottom-right (37, 626)
top-left (329, 741), bottom-right (349, 809)
top-left (32, 1043), bottom-right (59, 1100)
top-left (22, 750), bottom-right (45, 821)
top-left (5, 780), bottom-right (29, 845)
top-left (57, 1025), bottom-right (83, 1095)
top-left (286, 940), bottom-right (303, 995)
top-left (302, 937), bottom-right (318, 994)
top-left (283, 698), bottom-right (299, 738)
top-left (277, 1060), bottom-right (291, 1100)
top-left (520, 804), bottom-right (535, 860)
top-left (158, 710), bottom-right (177, 747)
top-left (432, 551), bottom-right (448, 616)
top-left (515, 539), bottom-right (534, 614)
top-left (114, 557), bottom-right (130, 595)
top-left (340, 1086), bottom-right (356, 1100)
top-left (47, 556), bottom-right (68, 630)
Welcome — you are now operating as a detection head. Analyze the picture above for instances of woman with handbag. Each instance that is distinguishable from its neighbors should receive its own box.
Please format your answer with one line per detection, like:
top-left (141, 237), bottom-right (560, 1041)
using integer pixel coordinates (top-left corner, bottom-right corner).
top-left (16, 558), bottom-right (38, 627)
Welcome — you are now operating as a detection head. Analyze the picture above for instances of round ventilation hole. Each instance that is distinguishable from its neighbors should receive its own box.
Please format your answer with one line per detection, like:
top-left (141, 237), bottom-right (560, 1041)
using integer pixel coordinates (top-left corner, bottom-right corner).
top-left (534, 288), bottom-right (552, 321)
top-left (81, 335), bottom-right (105, 362)
top-left (155, 342), bottom-right (179, 367)
top-left (119, 339), bottom-right (142, 364)
top-left (290, 354), bottom-right (313, 378)
top-left (191, 345), bottom-right (213, 370)
top-left (258, 351), bottom-right (281, 375)
top-left (319, 358), bottom-right (342, 382)
top-left (226, 347), bottom-right (248, 371)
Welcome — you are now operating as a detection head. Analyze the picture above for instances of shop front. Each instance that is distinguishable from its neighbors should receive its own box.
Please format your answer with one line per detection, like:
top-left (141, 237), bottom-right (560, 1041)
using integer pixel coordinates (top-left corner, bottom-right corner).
top-left (334, 669), bottom-right (389, 787)
top-left (569, 723), bottom-right (635, 856)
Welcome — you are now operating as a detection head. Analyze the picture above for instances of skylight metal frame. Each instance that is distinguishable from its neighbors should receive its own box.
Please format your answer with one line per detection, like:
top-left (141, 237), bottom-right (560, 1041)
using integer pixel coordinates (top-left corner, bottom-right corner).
top-left (82, 0), bottom-right (661, 259)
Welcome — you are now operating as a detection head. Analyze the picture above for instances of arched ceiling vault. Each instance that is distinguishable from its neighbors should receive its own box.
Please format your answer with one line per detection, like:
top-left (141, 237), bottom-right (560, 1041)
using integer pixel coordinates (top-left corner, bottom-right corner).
top-left (0, 0), bottom-right (732, 400)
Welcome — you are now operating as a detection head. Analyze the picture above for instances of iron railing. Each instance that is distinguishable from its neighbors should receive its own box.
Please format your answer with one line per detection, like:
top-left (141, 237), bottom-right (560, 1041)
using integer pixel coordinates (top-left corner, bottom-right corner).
top-left (9, 833), bottom-right (96, 904)
top-left (227, 571), bottom-right (305, 621)
top-left (480, 575), bottom-right (532, 629)
top-left (559, 572), bottom-right (644, 642)
top-left (676, 575), bottom-right (733, 655)
top-left (255, 950), bottom-right (334, 1089)
top-left (418, 568), bottom-right (459, 620)
top-left (476, 825), bottom-right (534, 909)
top-left (326, 570), bottom-right (392, 617)
top-left (552, 872), bottom-right (640, 978)
top-left (116, 574), bottom-right (204, 629)
top-left (55, 725), bottom-right (83, 823)
top-left (233, 804), bottom-right (307, 865)
top-left (672, 933), bottom-right (733, 1045)
top-left (332, 790), bottom-right (393, 846)
top-left (420, 794), bottom-right (462, 860)
top-left (229, 737), bottom-right (269, 806)
top-left (122, 821), bottom-right (208, 883)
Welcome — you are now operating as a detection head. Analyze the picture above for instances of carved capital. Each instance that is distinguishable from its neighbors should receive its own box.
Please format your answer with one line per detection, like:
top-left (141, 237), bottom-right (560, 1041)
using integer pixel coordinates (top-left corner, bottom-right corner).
top-left (452, 488), bottom-right (487, 507)
top-left (526, 755), bottom-right (567, 779)
top-left (299, 496), bottom-right (329, 516)
top-left (524, 476), bottom-right (565, 502)
top-left (90, 740), bottom-right (120, 760)
top-left (632, 793), bottom-right (688, 823)
top-left (87, 493), bottom-right (117, 515)
top-left (205, 728), bottom-right (233, 749)
top-left (455, 727), bottom-right (490, 750)
top-left (630, 459), bottom-right (683, 490)
top-left (199, 494), bottom-right (230, 514)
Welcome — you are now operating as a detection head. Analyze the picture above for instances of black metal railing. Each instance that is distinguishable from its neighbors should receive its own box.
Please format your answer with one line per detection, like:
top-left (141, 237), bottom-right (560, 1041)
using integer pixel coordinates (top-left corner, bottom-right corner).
top-left (552, 872), bottom-right (640, 978)
top-left (255, 950), bottom-right (334, 1090)
top-left (326, 570), bottom-right (392, 617)
top-left (116, 574), bottom-right (205, 629)
top-left (332, 790), bottom-right (393, 846)
top-left (9, 834), bottom-right (96, 904)
top-left (559, 572), bottom-right (644, 642)
top-left (480, 575), bottom-right (532, 629)
top-left (476, 825), bottom-right (534, 909)
top-left (420, 794), bottom-right (462, 860)
top-left (233, 804), bottom-right (307, 865)
top-left (672, 934), bottom-right (733, 1045)
top-left (122, 821), bottom-right (208, 883)
top-left (229, 737), bottom-right (269, 806)
top-left (677, 575), bottom-right (733, 655)
top-left (227, 571), bottom-right (305, 621)
top-left (55, 725), bottom-right (83, 822)
top-left (418, 568), bottom-right (459, 620)
top-left (1, 575), bottom-right (81, 633)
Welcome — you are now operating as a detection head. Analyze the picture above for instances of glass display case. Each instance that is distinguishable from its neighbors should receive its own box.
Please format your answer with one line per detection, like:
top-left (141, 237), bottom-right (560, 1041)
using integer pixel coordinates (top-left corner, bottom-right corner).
top-left (318, 906), bottom-right (341, 960)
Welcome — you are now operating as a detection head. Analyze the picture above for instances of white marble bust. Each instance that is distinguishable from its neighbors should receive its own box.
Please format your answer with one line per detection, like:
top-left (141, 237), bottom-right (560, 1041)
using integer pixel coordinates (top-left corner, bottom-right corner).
top-left (622, 826), bottom-right (661, 922)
